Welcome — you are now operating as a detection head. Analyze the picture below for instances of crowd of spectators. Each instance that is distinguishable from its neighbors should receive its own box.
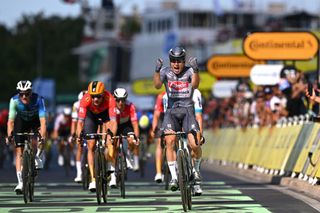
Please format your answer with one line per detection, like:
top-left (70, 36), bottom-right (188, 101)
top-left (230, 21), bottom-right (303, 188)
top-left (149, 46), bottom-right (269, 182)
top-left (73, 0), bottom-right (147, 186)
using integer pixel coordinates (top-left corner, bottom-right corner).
top-left (203, 67), bottom-right (314, 129)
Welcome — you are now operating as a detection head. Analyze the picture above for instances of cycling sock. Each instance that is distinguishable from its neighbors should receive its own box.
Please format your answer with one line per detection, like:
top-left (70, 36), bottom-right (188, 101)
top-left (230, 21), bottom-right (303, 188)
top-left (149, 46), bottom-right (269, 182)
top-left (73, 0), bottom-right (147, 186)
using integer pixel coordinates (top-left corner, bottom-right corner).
top-left (36, 149), bottom-right (43, 157)
top-left (16, 171), bottom-right (22, 183)
top-left (109, 164), bottom-right (115, 172)
top-left (168, 161), bottom-right (177, 180)
top-left (76, 161), bottom-right (82, 175)
top-left (194, 158), bottom-right (202, 172)
top-left (134, 155), bottom-right (139, 167)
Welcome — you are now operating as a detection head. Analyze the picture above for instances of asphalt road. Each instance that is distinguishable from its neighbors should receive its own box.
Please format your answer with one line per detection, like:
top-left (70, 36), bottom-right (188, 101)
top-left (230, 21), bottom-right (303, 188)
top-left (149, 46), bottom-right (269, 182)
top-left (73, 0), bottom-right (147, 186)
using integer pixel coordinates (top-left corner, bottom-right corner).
top-left (0, 148), bottom-right (319, 213)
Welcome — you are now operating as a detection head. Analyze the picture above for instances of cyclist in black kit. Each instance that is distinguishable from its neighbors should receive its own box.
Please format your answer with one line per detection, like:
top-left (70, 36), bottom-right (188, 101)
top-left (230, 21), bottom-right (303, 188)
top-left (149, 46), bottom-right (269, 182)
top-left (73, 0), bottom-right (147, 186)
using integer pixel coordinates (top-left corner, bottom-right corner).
top-left (153, 47), bottom-right (203, 195)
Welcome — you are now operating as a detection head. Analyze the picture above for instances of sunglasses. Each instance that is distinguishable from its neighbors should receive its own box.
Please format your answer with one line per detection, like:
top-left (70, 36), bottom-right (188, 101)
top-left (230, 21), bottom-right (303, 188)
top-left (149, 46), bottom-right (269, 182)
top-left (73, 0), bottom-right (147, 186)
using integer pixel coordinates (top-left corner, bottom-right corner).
top-left (19, 92), bottom-right (31, 97)
top-left (91, 94), bottom-right (103, 99)
top-left (116, 98), bottom-right (126, 102)
top-left (170, 59), bottom-right (184, 64)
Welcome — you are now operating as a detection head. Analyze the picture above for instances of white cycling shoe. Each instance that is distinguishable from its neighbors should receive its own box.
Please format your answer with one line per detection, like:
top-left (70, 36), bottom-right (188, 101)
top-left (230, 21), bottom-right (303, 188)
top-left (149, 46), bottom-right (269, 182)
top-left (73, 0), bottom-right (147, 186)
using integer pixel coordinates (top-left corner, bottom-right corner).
top-left (109, 173), bottom-right (117, 188)
top-left (14, 182), bottom-right (23, 194)
top-left (74, 175), bottom-right (82, 183)
top-left (88, 181), bottom-right (96, 192)
top-left (154, 173), bottom-right (164, 183)
top-left (193, 184), bottom-right (203, 196)
top-left (35, 156), bottom-right (43, 169)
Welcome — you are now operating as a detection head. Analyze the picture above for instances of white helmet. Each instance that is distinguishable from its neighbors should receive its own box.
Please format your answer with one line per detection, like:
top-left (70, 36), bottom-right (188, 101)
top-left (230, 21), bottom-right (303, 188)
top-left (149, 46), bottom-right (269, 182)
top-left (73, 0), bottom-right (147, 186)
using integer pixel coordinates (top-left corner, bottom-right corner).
top-left (16, 80), bottom-right (32, 92)
top-left (63, 107), bottom-right (72, 116)
top-left (113, 88), bottom-right (128, 99)
top-left (78, 90), bottom-right (86, 101)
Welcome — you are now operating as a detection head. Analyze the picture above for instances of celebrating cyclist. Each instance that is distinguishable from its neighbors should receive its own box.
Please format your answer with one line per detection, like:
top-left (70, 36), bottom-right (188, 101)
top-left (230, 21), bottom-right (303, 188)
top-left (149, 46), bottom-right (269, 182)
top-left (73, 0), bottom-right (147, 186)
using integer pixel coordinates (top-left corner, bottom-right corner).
top-left (72, 90), bottom-right (86, 183)
top-left (76, 81), bottom-right (117, 191)
top-left (153, 47), bottom-right (201, 192)
top-left (113, 88), bottom-right (140, 172)
top-left (7, 80), bottom-right (47, 193)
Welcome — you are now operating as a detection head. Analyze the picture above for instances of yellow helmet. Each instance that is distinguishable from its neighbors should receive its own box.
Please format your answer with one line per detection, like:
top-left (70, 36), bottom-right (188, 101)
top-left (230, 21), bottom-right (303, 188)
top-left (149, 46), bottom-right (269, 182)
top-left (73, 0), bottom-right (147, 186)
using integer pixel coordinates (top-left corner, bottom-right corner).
top-left (88, 81), bottom-right (105, 95)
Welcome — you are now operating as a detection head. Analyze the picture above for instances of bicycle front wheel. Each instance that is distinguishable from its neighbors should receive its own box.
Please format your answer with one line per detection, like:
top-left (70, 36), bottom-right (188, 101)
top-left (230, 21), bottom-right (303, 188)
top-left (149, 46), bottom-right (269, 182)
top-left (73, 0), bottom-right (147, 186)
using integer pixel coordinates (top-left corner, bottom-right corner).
top-left (119, 147), bottom-right (126, 198)
top-left (94, 151), bottom-right (102, 204)
top-left (101, 157), bottom-right (108, 203)
top-left (29, 154), bottom-right (36, 202)
top-left (22, 151), bottom-right (30, 204)
top-left (177, 149), bottom-right (188, 212)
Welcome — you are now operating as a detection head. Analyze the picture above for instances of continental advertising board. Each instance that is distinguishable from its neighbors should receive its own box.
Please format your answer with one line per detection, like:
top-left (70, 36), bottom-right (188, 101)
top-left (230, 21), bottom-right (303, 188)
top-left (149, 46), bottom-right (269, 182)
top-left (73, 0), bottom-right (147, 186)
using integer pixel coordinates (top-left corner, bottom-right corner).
top-left (207, 54), bottom-right (264, 77)
top-left (243, 32), bottom-right (319, 60)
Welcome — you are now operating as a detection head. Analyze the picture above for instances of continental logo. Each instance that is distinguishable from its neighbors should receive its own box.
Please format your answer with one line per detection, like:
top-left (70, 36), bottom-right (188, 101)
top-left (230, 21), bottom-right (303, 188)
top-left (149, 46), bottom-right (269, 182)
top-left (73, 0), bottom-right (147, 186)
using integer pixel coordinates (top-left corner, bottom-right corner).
top-left (243, 32), bottom-right (319, 60)
top-left (207, 55), bottom-right (264, 77)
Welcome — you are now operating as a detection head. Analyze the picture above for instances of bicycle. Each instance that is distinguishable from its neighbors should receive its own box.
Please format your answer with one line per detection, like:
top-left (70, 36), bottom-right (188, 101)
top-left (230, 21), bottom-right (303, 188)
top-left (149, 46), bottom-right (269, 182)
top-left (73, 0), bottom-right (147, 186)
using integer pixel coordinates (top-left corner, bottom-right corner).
top-left (15, 132), bottom-right (42, 204)
top-left (112, 133), bottom-right (137, 199)
top-left (162, 131), bottom-right (194, 212)
top-left (82, 131), bottom-right (110, 205)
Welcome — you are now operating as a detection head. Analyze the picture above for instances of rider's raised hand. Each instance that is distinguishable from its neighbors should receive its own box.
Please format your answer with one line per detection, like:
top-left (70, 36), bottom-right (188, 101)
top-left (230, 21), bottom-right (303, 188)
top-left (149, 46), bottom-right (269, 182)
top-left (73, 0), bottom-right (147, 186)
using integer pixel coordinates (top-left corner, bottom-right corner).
top-left (155, 58), bottom-right (163, 73)
top-left (188, 57), bottom-right (199, 72)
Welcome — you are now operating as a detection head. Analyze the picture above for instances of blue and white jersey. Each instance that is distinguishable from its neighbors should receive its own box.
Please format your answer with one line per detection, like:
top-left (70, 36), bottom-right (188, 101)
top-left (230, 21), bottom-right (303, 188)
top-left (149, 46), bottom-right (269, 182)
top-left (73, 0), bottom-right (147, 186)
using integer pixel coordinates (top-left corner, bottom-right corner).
top-left (163, 89), bottom-right (202, 114)
top-left (8, 93), bottom-right (46, 121)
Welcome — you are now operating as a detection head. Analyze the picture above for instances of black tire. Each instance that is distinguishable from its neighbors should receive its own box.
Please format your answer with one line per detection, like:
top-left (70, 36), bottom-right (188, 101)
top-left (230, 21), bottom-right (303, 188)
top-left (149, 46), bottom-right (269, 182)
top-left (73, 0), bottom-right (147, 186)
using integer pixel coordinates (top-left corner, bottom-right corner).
top-left (82, 150), bottom-right (89, 190)
top-left (22, 151), bottom-right (30, 204)
top-left (101, 157), bottom-right (108, 203)
top-left (162, 148), bottom-right (170, 190)
top-left (63, 142), bottom-right (71, 177)
top-left (119, 148), bottom-right (126, 198)
top-left (94, 151), bottom-right (102, 204)
top-left (29, 154), bottom-right (36, 202)
top-left (177, 149), bottom-right (187, 212)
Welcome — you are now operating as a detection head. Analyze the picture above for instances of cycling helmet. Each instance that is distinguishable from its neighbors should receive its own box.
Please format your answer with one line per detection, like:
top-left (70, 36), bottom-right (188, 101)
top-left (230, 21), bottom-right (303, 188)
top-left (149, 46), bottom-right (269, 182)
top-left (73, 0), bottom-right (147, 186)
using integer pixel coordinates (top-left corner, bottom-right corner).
top-left (169, 46), bottom-right (186, 62)
top-left (78, 90), bottom-right (86, 101)
top-left (63, 107), bottom-right (72, 116)
top-left (113, 88), bottom-right (128, 99)
top-left (88, 81), bottom-right (105, 95)
top-left (16, 80), bottom-right (32, 92)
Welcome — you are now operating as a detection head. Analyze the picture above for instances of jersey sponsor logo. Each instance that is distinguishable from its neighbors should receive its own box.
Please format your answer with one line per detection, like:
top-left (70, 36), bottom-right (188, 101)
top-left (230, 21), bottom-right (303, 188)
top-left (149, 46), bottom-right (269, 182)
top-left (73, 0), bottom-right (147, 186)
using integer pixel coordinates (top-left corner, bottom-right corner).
top-left (168, 81), bottom-right (189, 91)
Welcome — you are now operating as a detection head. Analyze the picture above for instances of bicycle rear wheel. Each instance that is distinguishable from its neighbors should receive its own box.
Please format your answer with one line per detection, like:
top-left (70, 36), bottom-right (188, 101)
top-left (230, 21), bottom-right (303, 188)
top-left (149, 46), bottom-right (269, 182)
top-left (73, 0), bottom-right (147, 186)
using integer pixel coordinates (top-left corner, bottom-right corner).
top-left (22, 151), bottom-right (30, 204)
top-left (94, 151), bottom-right (102, 204)
top-left (177, 149), bottom-right (188, 212)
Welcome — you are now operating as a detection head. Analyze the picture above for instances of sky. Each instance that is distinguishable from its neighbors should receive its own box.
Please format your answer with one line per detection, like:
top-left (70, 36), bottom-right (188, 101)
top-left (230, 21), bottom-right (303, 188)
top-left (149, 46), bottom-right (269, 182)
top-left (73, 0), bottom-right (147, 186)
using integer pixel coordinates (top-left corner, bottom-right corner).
top-left (0, 0), bottom-right (319, 28)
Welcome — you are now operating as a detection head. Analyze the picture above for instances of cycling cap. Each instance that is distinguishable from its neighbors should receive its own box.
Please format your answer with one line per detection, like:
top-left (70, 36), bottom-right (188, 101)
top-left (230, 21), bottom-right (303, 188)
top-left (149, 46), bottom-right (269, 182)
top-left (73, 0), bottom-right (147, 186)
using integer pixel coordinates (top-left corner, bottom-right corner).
top-left (169, 46), bottom-right (186, 61)
top-left (16, 80), bottom-right (32, 92)
top-left (78, 90), bottom-right (86, 101)
top-left (114, 88), bottom-right (128, 99)
top-left (88, 81), bottom-right (105, 95)
top-left (63, 107), bottom-right (72, 116)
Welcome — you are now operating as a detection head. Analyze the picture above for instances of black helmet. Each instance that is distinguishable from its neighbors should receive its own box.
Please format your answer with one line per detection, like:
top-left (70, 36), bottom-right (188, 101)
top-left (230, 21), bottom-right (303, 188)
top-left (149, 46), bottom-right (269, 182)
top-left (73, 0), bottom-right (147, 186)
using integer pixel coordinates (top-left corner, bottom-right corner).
top-left (169, 47), bottom-right (186, 62)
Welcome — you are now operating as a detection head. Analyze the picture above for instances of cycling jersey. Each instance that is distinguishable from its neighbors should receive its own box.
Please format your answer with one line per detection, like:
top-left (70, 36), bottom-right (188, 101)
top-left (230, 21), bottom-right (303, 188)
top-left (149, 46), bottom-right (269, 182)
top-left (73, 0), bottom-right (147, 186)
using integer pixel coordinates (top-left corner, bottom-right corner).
top-left (54, 113), bottom-right (71, 137)
top-left (78, 91), bottom-right (116, 121)
top-left (116, 101), bottom-right (138, 125)
top-left (163, 89), bottom-right (202, 114)
top-left (8, 93), bottom-right (46, 121)
top-left (154, 91), bottom-right (165, 114)
top-left (159, 66), bottom-right (194, 109)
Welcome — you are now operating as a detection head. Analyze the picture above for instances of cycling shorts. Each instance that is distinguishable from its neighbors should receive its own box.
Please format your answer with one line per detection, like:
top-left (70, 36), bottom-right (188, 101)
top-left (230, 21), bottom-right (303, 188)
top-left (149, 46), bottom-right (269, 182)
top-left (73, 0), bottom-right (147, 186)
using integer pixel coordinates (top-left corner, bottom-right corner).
top-left (84, 109), bottom-right (110, 138)
top-left (161, 106), bottom-right (200, 133)
top-left (116, 121), bottom-right (134, 136)
top-left (154, 113), bottom-right (164, 139)
top-left (14, 116), bottom-right (40, 147)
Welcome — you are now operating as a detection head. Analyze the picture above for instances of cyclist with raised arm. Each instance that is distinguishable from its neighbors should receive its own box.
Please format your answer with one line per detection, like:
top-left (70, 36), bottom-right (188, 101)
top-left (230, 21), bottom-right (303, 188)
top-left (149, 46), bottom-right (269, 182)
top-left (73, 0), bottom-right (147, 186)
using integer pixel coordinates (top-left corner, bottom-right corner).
top-left (72, 90), bottom-right (86, 183)
top-left (153, 47), bottom-right (202, 192)
top-left (113, 88), bottom-right (140, 172)
top-left (76, 81), bottom-right (118, 191)
top-left (6, 80), bottom-right (47, 193)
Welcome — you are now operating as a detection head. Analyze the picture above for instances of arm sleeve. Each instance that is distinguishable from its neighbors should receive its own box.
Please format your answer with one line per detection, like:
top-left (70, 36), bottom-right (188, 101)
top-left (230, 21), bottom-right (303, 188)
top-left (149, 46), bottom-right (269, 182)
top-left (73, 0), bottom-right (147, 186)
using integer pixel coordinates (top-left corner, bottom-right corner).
top-left (193, 90), bottom-right (203, 114)
top-left (159, 68), bottom-right (166, 83)
top-left (8, 98), bottom-right (17, 121)
top-left (38, 97), bottom-right (46, 118)
top-left (108, 96), bottom-right (117, 121)
top-left (71, 102), bottom-right (79, 121)
top-left (130, 104), bottom-right (138, 123)
top-left (78, 98), bottom-right (88, 121)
